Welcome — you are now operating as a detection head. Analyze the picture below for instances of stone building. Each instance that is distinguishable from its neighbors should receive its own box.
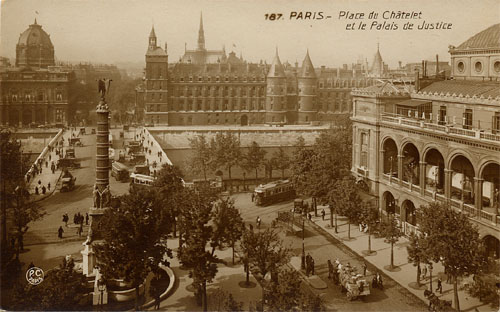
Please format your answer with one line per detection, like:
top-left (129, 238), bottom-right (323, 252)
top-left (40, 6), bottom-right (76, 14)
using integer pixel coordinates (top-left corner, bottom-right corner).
top-left (351, 23), bottom-right (500, 258)
top-left (0, 20), bottom-right (70, 126)
top-left (142, 17), bottom-right (376, 126)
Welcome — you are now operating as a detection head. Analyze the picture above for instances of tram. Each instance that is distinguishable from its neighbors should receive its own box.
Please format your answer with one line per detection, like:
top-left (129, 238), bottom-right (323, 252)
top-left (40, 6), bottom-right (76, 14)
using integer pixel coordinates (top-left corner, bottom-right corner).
top-left (254, 180), bottom-right (296, 206)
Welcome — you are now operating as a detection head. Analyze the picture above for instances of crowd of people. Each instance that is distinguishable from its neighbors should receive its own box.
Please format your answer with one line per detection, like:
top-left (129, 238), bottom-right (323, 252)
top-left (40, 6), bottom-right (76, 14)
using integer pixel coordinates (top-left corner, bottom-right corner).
top-left (58, 212), bottom-right (89, 239)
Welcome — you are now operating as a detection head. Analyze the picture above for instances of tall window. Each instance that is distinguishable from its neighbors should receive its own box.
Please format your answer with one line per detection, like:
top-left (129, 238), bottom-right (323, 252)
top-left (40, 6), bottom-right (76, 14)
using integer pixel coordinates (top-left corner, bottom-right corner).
top-left (360, 132), bottom-right (368, 168)
top-left (439, 106), bottom-right (447, 125)
top-left (463, 109), bottom-right (473, 130)
top-left (493, 112), bottom-right (500, 134)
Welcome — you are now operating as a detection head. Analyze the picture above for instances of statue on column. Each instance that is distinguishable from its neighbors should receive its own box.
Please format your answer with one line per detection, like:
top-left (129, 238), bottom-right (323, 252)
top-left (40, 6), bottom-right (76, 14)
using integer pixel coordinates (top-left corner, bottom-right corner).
top-left (100, 185), bottom-right (111, 208)
top-left (97, 78), bottom-right (113, 99)
top-left (93, 184), bottom-right (100, 208)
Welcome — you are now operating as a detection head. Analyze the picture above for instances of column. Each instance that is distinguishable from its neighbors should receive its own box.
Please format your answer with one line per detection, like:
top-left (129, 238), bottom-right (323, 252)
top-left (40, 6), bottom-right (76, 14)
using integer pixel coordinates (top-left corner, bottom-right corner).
top-left (474, 177), bottom-right (483, 213)
top-left (420, 161), bottom-right (426, 196)
top-left (380, 149), bottom-right (385, 180)
top-left (398, 154), bottom-right (404, 186)
top-left (444, 169), bottom-right (453, 201)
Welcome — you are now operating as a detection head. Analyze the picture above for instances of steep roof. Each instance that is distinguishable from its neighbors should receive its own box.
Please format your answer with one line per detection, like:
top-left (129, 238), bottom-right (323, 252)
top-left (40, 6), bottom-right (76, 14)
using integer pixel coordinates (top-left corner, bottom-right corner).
top-left (419, 80), bottom-right (500, 98)
top-left (267, 48), bottom-right (285, 78)
top-left (300, 50), bottom-right (316, 78)
top-left (455, 23), bottom-right (500, 51)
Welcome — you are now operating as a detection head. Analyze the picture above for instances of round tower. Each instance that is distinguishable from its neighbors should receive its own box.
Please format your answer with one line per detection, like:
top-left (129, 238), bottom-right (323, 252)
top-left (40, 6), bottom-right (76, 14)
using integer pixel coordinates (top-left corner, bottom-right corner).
top-left (265, 48), bottom-right (287, 124)
top-left (298, 50), bottom-right (317, 123)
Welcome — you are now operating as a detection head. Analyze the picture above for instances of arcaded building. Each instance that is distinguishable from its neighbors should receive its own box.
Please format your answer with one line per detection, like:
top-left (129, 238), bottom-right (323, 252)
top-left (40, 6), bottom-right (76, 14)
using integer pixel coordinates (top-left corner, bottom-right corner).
top-left (0, 20), bottom-right (70, 127)
top-left (142, 17), bottom-right (376, 126)
top-left (351, 23), bottom-right (500, 257)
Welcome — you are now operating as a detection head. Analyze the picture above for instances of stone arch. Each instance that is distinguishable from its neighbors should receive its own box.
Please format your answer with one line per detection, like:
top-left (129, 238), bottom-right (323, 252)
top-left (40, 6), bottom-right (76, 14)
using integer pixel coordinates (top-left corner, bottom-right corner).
top-left (422, 144), bottom-right (448, 165)
top-left (482, 235), bottom-right (500, 259)
top-left (478, 160), bottom-right (500, 210)
top-left (401, 141), bottom-right (421, 185)
top-left (382, 191), bottom-right (399, 216)
top-left (449, 153), bottom-right (476, 204)
top-left (401, 199), bottom-right (417, 225)
top-left (447, 150), bottom-right (478, 175)
top-left (423, 147), bottom-right (446, 193)
top-left (381, 137), bottom-right (398, 177)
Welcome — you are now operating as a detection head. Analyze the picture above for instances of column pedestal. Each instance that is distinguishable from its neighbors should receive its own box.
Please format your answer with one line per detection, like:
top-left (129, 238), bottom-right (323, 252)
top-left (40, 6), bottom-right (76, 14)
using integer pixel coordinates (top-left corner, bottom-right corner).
top-left (81, 244), bottom-right (96, 276)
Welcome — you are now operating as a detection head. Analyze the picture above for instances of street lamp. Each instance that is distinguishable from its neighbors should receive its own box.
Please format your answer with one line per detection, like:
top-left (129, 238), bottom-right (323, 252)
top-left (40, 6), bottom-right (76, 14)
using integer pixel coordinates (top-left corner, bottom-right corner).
top-left (301, 217), bottom-right (305, 270)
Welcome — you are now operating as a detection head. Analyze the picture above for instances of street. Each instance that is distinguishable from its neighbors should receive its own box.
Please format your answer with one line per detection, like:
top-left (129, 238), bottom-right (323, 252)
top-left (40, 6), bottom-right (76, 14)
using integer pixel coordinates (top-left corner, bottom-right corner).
top-left (232, 193), bottom-right (428, 311)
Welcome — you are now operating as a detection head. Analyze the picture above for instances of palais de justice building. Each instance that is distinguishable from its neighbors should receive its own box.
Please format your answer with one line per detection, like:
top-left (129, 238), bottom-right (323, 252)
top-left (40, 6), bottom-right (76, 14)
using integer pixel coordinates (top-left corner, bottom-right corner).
top-left (142, 15), bottom-right (377, 126)
top-left (351, 23), bottom-right (500, 257)
top-left (0, 20), bottom-right (70, 126)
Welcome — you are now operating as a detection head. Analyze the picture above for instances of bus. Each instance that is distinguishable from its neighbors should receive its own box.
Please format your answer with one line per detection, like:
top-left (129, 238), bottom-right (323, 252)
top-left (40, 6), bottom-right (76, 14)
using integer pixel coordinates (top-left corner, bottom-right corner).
top-left (130, 173), bottom-right (155, 187)
top-left (254, 180), bottom-right (296, 206)
top-left (111, 162), bottom-right (130, 182)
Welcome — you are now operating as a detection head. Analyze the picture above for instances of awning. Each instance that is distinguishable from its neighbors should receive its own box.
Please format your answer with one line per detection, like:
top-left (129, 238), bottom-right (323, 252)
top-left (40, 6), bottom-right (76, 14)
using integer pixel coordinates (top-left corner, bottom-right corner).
top-left (396, 99), bottom-right (431, 107)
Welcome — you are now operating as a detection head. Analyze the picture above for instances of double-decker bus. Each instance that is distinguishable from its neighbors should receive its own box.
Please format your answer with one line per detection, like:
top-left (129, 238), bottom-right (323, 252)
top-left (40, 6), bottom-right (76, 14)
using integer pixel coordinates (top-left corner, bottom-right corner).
top-left (254, 180), bottom-right (296, 206)
top-left (130, 173), bottom-right (156, 188)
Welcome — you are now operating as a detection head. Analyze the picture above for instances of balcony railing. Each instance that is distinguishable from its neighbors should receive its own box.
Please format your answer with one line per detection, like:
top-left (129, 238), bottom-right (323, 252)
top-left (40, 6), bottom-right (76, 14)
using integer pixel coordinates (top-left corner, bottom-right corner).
top-left (380, 114), bottom-right (500, 144)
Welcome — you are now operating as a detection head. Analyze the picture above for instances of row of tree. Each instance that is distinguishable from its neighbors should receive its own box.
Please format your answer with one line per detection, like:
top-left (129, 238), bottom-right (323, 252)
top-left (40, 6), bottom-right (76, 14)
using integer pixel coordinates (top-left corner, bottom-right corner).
top-left (188, 132), bottom-right (293, 183)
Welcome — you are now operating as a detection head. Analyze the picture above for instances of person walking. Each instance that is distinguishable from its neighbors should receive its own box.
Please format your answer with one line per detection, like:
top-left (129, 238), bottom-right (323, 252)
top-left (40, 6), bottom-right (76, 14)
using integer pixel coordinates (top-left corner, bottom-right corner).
top-left (311, 257), bottom-right (315, 275)
top-left (436, 278), bottom-right (443, 294)
top-left (78, 222), bottom-right (83, 237)
top-left (35, 186), bottom-right (39, 195)
top-left (58, 226), bottom-right (64, 239)
top-left (42, 185), bottom-right (46, 195)
top-left (47, 182), bottom-right (51, 191)
top-left (321, 209), bottom-right (325, 221)
top-left (362, 262), bottom-right (367, 276)
top-left (85, 213), bottom-right (89, 225)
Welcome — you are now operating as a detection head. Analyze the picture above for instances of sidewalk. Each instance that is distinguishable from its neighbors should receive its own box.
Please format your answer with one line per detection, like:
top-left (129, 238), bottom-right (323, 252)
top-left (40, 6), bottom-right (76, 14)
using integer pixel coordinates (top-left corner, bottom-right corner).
top-left (26, 131), bottom-right (72, 201)
top-left (310, 210), bottom-right (495, 312)
top-left (156, 238), bottom-right (263, 311)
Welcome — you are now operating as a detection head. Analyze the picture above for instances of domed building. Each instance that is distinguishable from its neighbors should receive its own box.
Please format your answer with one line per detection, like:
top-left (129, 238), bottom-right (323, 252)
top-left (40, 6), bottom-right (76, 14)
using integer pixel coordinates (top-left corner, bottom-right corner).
top-left (0, 20), bottom-right (70, 127)
top-left (15, 19), bottom-right (55, 69)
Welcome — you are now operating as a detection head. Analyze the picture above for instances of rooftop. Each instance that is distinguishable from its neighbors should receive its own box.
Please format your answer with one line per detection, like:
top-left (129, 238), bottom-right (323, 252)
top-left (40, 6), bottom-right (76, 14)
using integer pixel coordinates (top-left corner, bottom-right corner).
top-left (454, 23), bottom-right (500, 51)
top-left (418, 80), bottom-right (500, 99)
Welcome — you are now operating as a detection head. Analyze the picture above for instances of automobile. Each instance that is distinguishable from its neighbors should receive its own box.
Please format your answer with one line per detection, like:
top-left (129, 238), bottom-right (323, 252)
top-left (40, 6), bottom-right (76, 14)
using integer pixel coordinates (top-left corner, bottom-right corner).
top-left (66, 147), bottom-right (76, 158)
top-left (79, 127), bottom-right (86, 135)
top-left (60, 170), bottom-right (76, 192)
top-left (58, 157), bottom-right (81, 169)
top-left (69, 138), bottom-right (83, 147)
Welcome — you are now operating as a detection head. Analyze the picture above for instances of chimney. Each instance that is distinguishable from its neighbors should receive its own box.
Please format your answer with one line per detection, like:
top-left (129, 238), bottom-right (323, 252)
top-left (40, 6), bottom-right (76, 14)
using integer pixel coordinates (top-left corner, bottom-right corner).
top-left (415, 69), bottom-right (420, 92)
top-left (422, 60), bottom-right (425, 78)
top-left (436, 54), bottom-right (439, 77)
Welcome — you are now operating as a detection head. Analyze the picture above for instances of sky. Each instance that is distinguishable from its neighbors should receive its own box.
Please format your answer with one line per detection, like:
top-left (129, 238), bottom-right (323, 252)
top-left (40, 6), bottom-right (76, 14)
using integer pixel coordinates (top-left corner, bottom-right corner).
top-left (0, 0), bottom-right (499, 68)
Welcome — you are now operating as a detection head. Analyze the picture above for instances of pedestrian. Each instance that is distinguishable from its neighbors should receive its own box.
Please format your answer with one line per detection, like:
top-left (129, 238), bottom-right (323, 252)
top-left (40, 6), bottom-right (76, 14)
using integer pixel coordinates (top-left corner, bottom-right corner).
top-left (308, 213), bottom-right (312, 221)
top-left (362, 262), bottom-right (367, 276)
top-left (35, 186), bottom-right (39, 195)
top-left (251, 193), bottom-right (255, 202)
top-left (42, 185), bottom-right (46, 194)
top-left (78, 222), bottom-right (83, 237)
top-left (58, 226), bottom-right (64, 239)
top-left (256, 216), bottom-right (261, 229)
top-left (73, 213), bottom-right (78, 225)
top-left (321, 209), bottom-right (325, 221)
top-left (49, 154), bottom-right (51, 161)
top-left (436, 278), bottom-right (443, 294)
top-left (38, 179), bottom-right (41, 185)
top-left (85, 213), bottom-right (89, 225)
top-left (305, 254), bottom-right (311, 276)
top-left (48, 182), bottom-right (51, 191)
top-left (311, 257), bottom-right (315, 275)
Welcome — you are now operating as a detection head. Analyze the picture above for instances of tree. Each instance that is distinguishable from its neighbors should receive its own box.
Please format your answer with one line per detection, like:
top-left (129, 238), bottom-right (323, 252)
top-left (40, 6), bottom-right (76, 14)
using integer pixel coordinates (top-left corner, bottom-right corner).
top-left (263, 157), bottom-right (277, 180)
top-left (272, 146), bottom-right (290, 179)
top-left (406, 233), bottom-right (428, 287)
top-left (244, 141), bottom-right (266, 181)
top-left (239, 227), bottom-right (291, 309)
top-left (210, 132), bottom-right (242, 189)
top-left (178, 187), bottom-right (220, 312)
top-left (154, 164), bottom-right (185, 237)
top-left (329, 177), bottom-right (363, 239)
top-left (265, 269), bottom-right (326, 312)
top-left (11, 186), bottom-right (45, 259)
top-left (379, 215), bottom-right (403, 270)
top-left (1, 130), bottom-right (28, 243)
top-left (418, 202), bottom-right (485, 311)
top-left (211, 198), bottom-right (244, 264)
top-left (360, 204), bottom-right (379, 254)
top-left (208, 288), bottom-right (244, 312)
top-left (466, 258), bottom-right (500, 309)
top-left (10, 258), bottom-right (87, 311)
top-left (95, 187), bottom-right (172, 310)
top-left (188, 135), bottom-right (212, 181)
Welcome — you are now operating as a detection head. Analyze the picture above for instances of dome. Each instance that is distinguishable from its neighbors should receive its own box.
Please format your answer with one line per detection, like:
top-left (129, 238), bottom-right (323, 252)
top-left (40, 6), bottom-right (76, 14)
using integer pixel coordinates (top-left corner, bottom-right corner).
top-left (17, 19), bottom-right (54, 48)
top-left (455, 23), bottom-right (500, 51)
top-left (15, 20), bottom-right (55, 68)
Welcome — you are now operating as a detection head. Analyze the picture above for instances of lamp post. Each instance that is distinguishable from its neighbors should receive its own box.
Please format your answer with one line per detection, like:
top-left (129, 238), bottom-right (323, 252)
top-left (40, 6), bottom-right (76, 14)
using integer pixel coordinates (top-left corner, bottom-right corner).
top-left (301, 217), bottom-right (305, 270)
